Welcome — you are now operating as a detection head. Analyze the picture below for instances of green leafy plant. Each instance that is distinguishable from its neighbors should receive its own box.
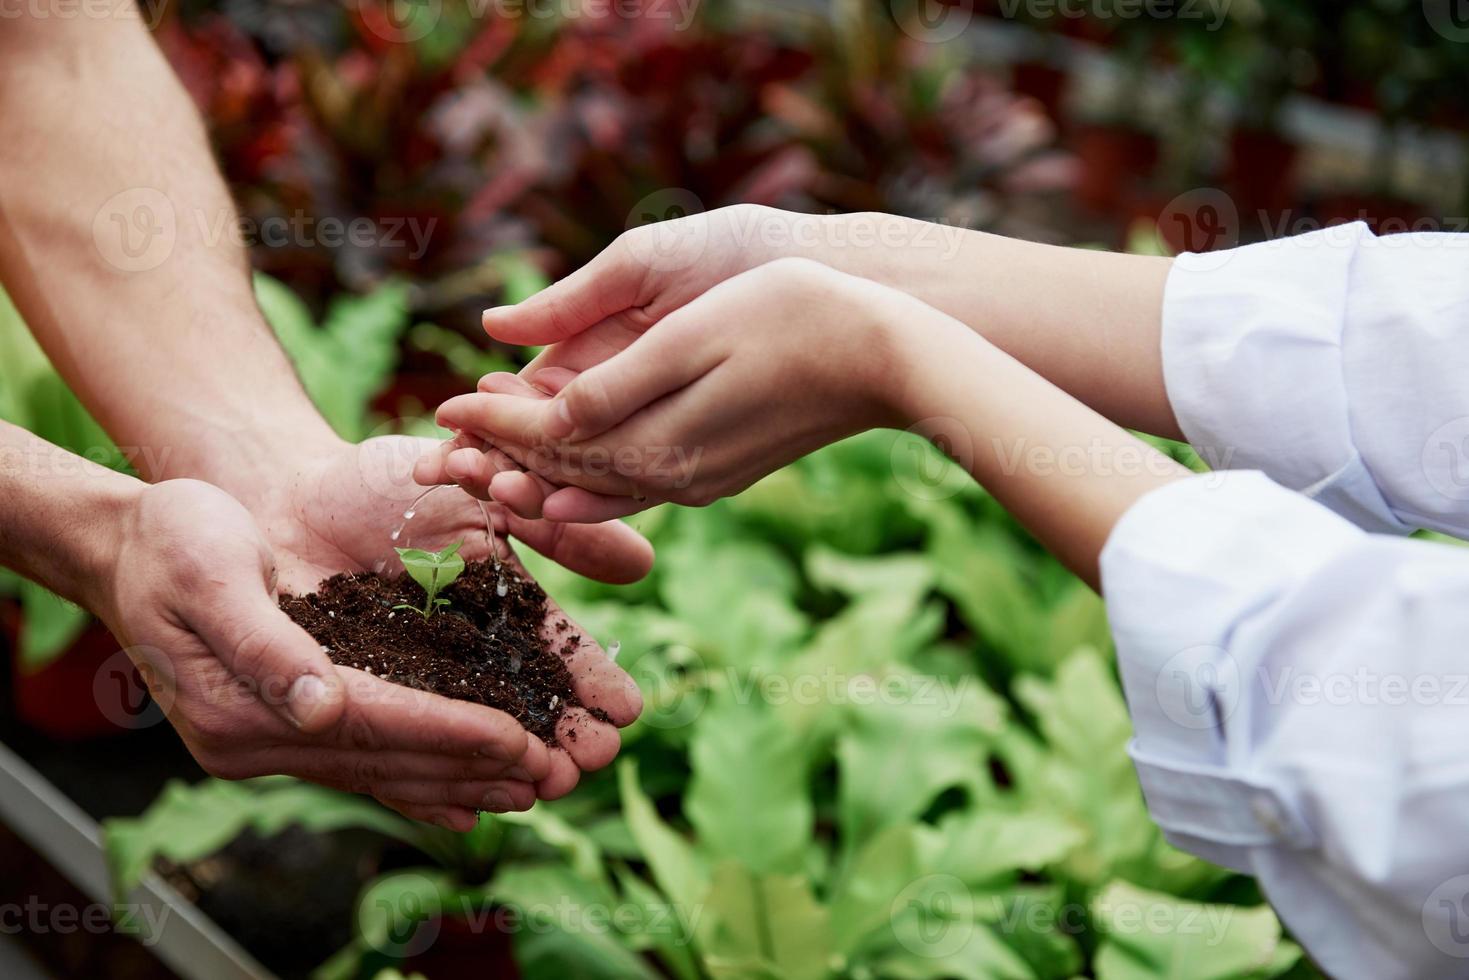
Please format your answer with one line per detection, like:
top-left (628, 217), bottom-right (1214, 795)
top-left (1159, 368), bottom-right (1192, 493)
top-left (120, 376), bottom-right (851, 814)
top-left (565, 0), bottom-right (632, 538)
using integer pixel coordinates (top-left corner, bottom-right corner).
top-left (393, 541), bottom-right (466, 619)
top-left (0, 288), bottom-right (131, 672)
top-left (254, 273), bottom-right (411, 442)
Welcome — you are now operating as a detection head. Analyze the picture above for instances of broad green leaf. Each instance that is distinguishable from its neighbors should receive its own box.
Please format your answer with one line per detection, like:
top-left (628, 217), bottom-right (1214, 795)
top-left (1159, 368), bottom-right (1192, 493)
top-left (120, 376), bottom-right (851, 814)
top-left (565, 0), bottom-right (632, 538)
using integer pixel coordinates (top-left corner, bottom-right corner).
top-left (698, 861), bottom-right (831, 980)
top-left (686, 694), bottom-right (813, 875)
top-left (876, 904), bottom-right (1036, 980)
top-left (15, 578), bottom-right (91, 672)
top-left (804, 547), bottom-right (934, 606)
top-left (105, 778), bottom-right (419, 901)
top-left (931, 809), bottom-right (1087, 885)
top-left (499, 807), bottom-right (606, 884)
top-left (829, 823), bottom-right (928, 955)
top-left (835, 673), bottom-right (1005, 850)
top-left (355, 870), bottom-right (455, 957)
top-left (257, 274), bottom-right (407, 440)
top-left (492, 864), bottom-right (660, 979)
top-left (618, 760), bottom-right (708, 915)
top-left (1010, 651), bottom-right (1155, 885)
top-left (615, 865), bottom-right (702, 980)
top-left (984, 886), bottom-right (1085, 979)
top-left (658, 537), bottom-right (807, 667)
top-left (1091, 881), bottom-right (1301, 980)
top-left (921, 507), bottom-right (1048, 673)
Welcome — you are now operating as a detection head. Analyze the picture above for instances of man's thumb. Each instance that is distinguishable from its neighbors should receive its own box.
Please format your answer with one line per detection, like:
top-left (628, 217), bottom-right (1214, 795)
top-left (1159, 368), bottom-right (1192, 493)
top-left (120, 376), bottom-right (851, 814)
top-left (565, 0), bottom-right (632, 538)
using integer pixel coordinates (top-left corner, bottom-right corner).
top-left (199, 594), bottom-right (346, 734)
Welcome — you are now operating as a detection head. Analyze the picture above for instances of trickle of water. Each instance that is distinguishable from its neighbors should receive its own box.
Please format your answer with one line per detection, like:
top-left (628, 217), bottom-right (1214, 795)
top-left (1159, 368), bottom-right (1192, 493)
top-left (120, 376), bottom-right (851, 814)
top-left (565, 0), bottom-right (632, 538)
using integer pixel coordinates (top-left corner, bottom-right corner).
top-left (386, 485), bottom-right (499, 560)
top-left (496, 577), bottom-right (508, 598)
top-left (607, 640), bottom-right (622, 662)
top-left (477, 499), bottom-right (500, 565)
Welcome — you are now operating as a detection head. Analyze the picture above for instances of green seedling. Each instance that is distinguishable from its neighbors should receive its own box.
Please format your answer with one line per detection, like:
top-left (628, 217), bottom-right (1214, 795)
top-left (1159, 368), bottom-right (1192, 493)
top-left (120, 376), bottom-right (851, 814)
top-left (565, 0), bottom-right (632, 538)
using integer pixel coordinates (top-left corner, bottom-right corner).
top-left (393, 540), bottom-right (466, 619)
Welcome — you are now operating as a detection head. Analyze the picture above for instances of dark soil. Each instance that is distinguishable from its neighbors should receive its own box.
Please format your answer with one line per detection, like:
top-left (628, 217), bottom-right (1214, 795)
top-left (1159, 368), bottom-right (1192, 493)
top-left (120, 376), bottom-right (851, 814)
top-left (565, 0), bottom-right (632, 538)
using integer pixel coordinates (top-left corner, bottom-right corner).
top-left (279, 559), bottom-right (595, 743)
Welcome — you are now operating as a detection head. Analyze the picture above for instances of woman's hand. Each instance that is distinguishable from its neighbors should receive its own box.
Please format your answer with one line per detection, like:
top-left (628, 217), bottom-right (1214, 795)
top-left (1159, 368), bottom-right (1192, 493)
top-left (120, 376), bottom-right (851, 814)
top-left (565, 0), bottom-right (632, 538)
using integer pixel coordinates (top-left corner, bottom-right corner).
top-left (424, 258), bottom-right (939, 522)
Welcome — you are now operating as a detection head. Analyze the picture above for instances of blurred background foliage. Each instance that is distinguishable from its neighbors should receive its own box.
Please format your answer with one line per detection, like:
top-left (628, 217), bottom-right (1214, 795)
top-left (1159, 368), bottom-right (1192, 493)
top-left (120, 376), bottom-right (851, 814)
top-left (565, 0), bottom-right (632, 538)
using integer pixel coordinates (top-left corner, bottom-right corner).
top-left (3, 0), bottom-right (1466, 977)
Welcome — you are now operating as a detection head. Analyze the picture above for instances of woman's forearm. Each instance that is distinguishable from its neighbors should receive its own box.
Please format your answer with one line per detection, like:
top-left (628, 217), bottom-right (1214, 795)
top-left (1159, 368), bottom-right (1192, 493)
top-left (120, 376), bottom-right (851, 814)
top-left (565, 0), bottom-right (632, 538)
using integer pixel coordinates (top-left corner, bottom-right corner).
top-left (0, 421), bottom-right (139, 615)
top-left (818, 214), bottom-right (1182, 440)
top-left (884, 295), bottom-right (1189, 589)
top-left (0, 6), bottom-right (339, 505)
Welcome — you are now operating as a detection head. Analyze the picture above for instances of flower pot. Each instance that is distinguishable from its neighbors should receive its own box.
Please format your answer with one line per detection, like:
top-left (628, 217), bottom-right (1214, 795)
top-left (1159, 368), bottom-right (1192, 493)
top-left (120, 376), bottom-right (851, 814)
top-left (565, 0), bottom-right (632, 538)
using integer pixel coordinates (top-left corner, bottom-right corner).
top-left (401, 909), bottom-right (521, 980)
top-left (1072, 122), bottom-right (1159, 215)
top-left (8, 617), bottom-right (139, 742)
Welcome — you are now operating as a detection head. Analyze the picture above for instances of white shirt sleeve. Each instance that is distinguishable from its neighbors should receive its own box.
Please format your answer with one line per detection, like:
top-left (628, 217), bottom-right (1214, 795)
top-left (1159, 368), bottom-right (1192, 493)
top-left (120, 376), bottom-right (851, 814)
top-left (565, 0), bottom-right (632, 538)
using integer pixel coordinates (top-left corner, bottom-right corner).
top-left (1102, 471), bottom-right (1469, 980)
top-left (1163, 221), bottom-right (1469, 535)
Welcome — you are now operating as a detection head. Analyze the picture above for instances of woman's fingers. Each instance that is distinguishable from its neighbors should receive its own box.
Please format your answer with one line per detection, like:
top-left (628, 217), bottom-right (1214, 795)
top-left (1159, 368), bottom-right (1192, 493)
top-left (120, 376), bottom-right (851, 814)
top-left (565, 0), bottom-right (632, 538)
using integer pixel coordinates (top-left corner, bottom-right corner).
top-left (542, 320), bottom-right (723, 442)
top-left (487, 469), bottom-right (551, 519)
top-left (542, 486), bottom-right (650, 524)
top-left (481, 237), bottom-right (647, 345)
top-left (524, 366), bottom-right (578, 395)
top-left (502, 510), bottom-right (654, 585)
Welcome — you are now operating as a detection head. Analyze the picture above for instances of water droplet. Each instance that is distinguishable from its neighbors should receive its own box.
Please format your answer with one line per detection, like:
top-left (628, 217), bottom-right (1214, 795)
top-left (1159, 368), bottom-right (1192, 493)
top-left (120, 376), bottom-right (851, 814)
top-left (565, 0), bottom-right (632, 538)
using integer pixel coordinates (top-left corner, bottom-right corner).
top-left (496, 577), bottom-right (508, 598)
top-left (390, 529), bottom-right (401, 542)
top-left (607, 640), bottom-right (622, 662)
top-left (403, 508), bottom-right (416, 520)
top-left (509, 652), bottom-right (522, 674)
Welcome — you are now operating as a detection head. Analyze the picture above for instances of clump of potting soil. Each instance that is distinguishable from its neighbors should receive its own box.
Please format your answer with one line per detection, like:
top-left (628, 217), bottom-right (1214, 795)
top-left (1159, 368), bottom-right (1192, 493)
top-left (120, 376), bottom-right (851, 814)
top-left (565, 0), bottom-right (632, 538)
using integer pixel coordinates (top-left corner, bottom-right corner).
top-left (279, 559), bottom-right (594, 743)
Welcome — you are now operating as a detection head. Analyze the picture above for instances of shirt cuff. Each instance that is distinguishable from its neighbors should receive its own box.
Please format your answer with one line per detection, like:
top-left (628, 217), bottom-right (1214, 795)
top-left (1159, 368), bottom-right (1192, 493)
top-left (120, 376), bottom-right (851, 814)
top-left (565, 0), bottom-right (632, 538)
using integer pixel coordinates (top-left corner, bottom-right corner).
top-left (1161, 222), bottom-right (1408, 535)
top-left (1100, 471), bottom-right (1364, 858)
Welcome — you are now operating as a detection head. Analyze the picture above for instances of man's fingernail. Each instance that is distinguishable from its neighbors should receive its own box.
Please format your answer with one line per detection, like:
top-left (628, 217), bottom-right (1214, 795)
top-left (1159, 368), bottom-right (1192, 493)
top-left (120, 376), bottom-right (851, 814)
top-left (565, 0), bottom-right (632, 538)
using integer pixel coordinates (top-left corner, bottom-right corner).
top-left (544, 399), bottom-right (574, 439)
top-left (482, 789), bottom-right (515, 811)
top-left (623, 674), bottom-right (644, 714)
top-left (287, 675), bottom-right (330, 729)
top-left (505, 765), bottom-right (532, 781)
top-left (477, 743), bottom-right (514, 761)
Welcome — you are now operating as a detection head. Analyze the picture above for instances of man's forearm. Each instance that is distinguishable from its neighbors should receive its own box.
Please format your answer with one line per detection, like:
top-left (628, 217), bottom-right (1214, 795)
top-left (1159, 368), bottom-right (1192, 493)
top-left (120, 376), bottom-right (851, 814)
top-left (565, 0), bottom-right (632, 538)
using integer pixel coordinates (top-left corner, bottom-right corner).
top-left (0, 421), bottom-right (138, 615)
top-left (0, 6), bottom-right (338, 504)
top-left (814, 213), bottom-right (1182, 440)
